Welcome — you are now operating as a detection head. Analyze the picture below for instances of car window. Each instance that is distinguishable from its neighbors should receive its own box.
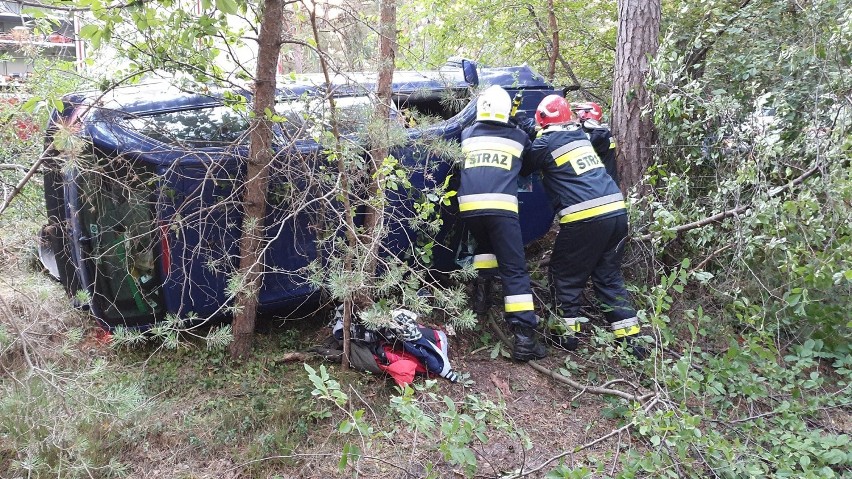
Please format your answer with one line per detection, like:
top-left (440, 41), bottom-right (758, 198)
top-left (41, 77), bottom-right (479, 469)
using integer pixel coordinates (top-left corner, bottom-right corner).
top-left (76, 159), bottom-right (165, 321)
top-left (122, 96), bottom-right (391, 147)
top-left (275, 95), bottom-right (379, 139)
top-left (123, 106), bottom-right (250, 148)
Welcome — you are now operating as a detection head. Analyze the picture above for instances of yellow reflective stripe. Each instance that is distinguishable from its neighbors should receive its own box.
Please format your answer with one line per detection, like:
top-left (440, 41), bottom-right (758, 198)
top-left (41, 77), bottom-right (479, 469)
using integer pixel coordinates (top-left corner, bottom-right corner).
top-left (459, 201), bottom-right (519, 213)
top-left (609, 138), bottom-right (616, 149)
top-left (505, 294), bottom-right (534, 313)
top-left (462, 137), bottom-right (524, 157)
top-left (554, 145), bottom-right (596, 167)
top-left (477, 112), bottom-right (508, 121)
top-left (613, 325), bottom-right (641, 338)
top-left (559, 193), bottom-right (624, 216)
top-left (562, 317), bottom-right (583, 333)
top-left (559, 200), bottom-right (625, 223)
top-left (473, 256), bottom-right (498, 269)
top-left (611, 317), bottom-right (638, 330)
top-left (505, 301), bottom-right (534, 313)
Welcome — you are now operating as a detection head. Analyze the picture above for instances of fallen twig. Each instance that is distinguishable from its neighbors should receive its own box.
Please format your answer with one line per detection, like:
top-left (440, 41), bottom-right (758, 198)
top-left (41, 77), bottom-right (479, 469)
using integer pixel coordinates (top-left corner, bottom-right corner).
top-left (689, 243), bottom-right (735, 273)
top-left (485, 314), bottom-right (654, 403)
top-left (273, 351), bottom-right (314, 363)
top-left (503, 396), bottom-right (660, 478)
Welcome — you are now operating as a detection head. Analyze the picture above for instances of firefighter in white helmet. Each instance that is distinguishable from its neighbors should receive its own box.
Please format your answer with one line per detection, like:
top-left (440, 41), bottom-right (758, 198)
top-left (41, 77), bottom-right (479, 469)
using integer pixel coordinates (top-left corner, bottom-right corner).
top-left (457, 85), bottom-right (546, 361)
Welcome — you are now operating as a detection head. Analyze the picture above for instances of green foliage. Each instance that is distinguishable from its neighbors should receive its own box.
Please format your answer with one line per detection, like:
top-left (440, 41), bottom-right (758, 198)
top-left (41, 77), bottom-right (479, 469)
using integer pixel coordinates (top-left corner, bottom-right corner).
top-left (0, 360), bottom-right (149, 477)
top-left (398, 0), bottom-right (615, 95)
top-left (304, 365), bottom-right (533, 478)
top-left (648, 0), bottom-right (851, 344)
top-left (618, 333), bottom-right (851, 478)
top-left (546, 464), bottom-right (597, 479)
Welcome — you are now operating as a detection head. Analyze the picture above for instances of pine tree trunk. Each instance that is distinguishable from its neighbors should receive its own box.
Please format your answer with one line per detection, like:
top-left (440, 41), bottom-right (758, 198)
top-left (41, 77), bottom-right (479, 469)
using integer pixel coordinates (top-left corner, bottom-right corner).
top-left (229, 0), bottom-right (285, 359)
top-left (362, 0), bottom-right (397, 276)
top-left (612, 0), bottom-right (661, 195)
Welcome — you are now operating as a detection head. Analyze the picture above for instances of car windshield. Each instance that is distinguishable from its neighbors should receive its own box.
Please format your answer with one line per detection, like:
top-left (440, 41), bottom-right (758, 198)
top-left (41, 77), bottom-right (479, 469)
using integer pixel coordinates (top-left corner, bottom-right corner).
top-left (123, 96), bottom-right (379, 147)
top-left (123, 106), bottom-right (250, 148)
top-left (275, 95), bottom-right (376, 139)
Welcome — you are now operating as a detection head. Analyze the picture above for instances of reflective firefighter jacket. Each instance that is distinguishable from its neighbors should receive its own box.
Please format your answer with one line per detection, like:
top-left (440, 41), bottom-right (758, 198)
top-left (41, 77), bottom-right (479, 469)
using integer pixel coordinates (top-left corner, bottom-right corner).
top-left (520, 125), bottom-right (625, 224)
top-left (457, 121), bottom-right (532, 218)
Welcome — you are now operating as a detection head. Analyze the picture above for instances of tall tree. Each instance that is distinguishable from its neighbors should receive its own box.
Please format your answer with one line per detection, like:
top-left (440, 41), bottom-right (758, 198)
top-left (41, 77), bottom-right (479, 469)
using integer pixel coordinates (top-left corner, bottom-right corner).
top-left (612, 0), bottom-right (661, 193)
top-left (229, 0), bottom-right (286, 358)
top-left (362, 0), bottom-right (397, 277)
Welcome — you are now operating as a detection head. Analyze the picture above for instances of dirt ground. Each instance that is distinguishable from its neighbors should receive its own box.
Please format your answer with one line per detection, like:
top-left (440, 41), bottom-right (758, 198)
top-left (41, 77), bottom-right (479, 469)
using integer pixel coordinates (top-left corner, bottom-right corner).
top-left (264, 321), bottom-right (648, 479)
top-left (101, 317), bottom-right (645, 479)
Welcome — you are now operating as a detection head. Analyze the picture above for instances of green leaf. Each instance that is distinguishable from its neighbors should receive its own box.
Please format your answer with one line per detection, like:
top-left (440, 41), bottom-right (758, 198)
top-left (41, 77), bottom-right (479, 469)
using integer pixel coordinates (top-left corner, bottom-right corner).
top-left (215, 0), bottom-right (238, 15)
top-left (21, 97), bottom-right (40, 114)
top-left (79, 24), bottom-right (100, 39)
top-left (49, 97), bottom-right (65, 113)
top-left (822, 449), bottom-right (846, 465)
top-left (490, 342), bottom-right (500, 359)
top-left (338, 420), bottom-right (352, 434)
top-left (338, 444), bottom-right (349, 472)
top-left (786, 293), bottom-right (801, 306)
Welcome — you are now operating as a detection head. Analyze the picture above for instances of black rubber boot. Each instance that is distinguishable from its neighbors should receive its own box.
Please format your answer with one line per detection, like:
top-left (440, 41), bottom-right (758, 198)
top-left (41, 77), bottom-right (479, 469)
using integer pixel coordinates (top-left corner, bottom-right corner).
top-left (512, 325), bottom-right (547, 361)
top-left (622, 336), bottom-right (649, 360)
top-left (472, 277), bottom-right (494, 314)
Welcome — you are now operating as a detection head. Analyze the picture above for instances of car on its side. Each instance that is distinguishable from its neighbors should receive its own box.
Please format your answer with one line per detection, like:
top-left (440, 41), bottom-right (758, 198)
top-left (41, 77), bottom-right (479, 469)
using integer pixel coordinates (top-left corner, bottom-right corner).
top-left (39, 59), bottom-right (560, 329)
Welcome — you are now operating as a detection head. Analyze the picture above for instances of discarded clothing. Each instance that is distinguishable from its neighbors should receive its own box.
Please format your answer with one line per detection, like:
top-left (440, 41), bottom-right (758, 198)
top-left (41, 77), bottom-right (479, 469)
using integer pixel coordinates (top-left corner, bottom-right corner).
top-left (327, 306), bottom-right (459, 386)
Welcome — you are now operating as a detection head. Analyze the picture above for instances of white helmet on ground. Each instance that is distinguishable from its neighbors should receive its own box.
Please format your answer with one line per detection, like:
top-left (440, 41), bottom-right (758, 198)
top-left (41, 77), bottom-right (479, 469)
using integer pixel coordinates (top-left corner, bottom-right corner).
top-left (476, 85), bottom-right (512, 123)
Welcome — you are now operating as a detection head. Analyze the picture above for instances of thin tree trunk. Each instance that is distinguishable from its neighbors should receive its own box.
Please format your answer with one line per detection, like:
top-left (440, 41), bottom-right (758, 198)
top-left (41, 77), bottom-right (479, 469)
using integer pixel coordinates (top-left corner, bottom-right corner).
top-left (308, 5), bottom-right (358, 370)
top-left (546, 0), bottom-right (559, 81)
top-left (363, 0), bottom-right (397, 276)
top-left (612, 0), bottom-right (661, 195)
top-left (229, 0), bottom-right (285, 358)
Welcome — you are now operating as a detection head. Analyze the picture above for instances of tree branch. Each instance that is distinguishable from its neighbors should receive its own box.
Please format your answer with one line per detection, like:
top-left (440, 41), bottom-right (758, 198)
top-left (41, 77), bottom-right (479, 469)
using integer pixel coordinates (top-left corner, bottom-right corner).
top-left (12, 0), bottom-right (155, 12)
top-left (0, 149), bottom-right (49, 216)
top-left (681, 0), bottom-right (754, 78)
top-left (0, 163), bottom-right (30, 172)
top-left (635, 160), bottom-right (824, 241)
top-left (486, 315), bottom-right (654, 403)
top-left (505, 396), bottom-right (660, 478)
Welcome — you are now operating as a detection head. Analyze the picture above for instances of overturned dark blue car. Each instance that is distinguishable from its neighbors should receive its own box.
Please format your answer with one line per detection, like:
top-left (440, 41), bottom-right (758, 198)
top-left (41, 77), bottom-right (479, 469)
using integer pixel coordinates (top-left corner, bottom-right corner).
top-left (39, 60), bottom-right (559, 329)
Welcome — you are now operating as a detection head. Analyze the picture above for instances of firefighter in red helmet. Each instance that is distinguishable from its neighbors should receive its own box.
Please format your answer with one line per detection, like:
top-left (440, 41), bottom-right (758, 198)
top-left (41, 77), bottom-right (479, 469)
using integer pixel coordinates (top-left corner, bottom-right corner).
top-left (571, 101), bottom-right (619, 185)
top-left (520, 94), bottom-right (646, 358)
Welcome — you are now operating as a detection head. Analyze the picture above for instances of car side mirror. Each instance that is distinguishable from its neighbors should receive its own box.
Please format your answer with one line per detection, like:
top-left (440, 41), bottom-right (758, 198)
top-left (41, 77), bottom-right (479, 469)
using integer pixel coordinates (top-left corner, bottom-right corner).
top-left (462, 59), bottom-right (479, 87)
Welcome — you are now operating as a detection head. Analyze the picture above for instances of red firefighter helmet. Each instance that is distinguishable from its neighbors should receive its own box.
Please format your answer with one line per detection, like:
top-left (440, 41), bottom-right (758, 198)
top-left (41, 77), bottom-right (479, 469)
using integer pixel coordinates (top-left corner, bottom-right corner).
top-left (535, 95), bottom-right (573, 127)
top-left (571, 101), bottom-right (603, 122)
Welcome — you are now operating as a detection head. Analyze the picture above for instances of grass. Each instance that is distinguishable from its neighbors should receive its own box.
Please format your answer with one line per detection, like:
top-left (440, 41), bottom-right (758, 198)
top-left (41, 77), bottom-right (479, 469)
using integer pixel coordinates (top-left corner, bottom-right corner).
top-left (0, 220), bottom-right (362, 477)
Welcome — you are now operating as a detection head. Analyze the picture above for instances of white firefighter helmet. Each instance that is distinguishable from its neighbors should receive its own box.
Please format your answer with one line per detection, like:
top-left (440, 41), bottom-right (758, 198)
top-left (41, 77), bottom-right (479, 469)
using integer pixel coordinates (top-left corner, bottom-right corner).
top-left (476, 85), bottom-right (512, 123)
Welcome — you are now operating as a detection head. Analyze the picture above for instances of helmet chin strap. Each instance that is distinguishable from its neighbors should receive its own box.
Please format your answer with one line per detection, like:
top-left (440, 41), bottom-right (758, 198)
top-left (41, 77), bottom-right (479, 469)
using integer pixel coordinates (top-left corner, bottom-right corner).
top-left (543, 123), bottom-right (580, 132)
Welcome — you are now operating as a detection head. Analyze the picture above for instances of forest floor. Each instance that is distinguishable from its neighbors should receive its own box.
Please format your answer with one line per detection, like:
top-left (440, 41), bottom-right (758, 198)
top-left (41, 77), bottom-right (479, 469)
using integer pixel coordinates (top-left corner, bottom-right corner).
top-left (2, 221), bottom-right (849, 478)
top-left (0, 222), bottom-right (652, 478)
